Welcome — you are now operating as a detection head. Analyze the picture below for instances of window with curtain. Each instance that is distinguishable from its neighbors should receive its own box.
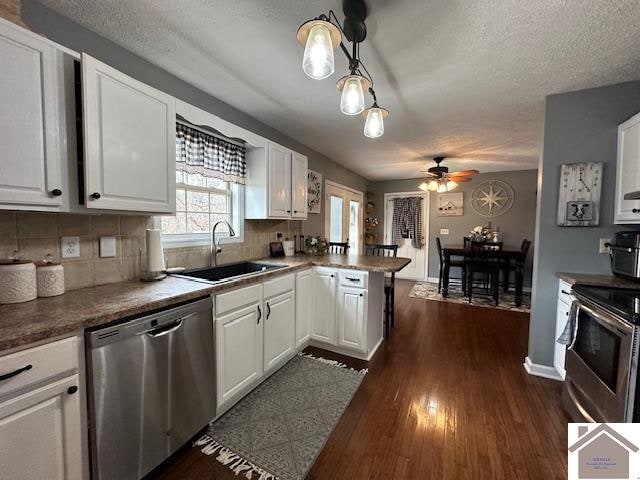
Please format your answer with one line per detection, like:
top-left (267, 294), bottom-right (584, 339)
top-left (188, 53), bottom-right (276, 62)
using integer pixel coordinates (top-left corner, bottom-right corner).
top-left (160, 122), bottom-right (247, 245)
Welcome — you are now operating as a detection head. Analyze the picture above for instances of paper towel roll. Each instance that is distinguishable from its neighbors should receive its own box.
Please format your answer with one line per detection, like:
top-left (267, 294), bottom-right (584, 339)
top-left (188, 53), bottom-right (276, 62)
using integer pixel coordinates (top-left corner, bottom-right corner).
top-left (146, 229), bottom-right (166, 273)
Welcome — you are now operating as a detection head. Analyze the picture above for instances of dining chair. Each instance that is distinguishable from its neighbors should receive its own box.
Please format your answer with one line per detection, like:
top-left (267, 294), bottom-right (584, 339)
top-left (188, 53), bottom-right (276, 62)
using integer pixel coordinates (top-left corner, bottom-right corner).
top-left (436, 237), bottom-right (466, 294)
top-left (365, 244), bottom-right (398, 339)
top-left (466, 241), bottom-right (503, 306)
top-left (503, 239), bottom-right (531, 292)
top-left (328, 242), bottom-right (349, 254)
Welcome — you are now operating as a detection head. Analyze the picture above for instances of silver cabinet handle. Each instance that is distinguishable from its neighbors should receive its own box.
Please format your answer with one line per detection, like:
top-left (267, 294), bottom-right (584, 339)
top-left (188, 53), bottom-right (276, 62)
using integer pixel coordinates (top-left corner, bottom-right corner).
top-left (147, 319), bottom-right (183, 338)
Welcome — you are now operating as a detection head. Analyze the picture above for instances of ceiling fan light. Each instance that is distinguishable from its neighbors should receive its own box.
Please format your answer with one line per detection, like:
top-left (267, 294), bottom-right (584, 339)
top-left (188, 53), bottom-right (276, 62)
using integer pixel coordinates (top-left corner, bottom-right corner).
top-left (427, 180), bottom-right (439, 191)
top-left (302, 23), bottom-right (335, 80)
top-left (339, 75), bottom-right (366, 115)
top-left (437, 182), bottom-right (448, 193)
top-left (418, 182), bottom-right (429, 192)
top-left (363, 106), bottom-right (388, 138)
top-left (446, 180), bottom-right (458, 191)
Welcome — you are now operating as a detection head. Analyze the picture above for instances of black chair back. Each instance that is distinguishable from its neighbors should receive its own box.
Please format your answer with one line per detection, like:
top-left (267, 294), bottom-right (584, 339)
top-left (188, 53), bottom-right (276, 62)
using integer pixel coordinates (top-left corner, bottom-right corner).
top-left (328, 242), bottom-right (349, 254)
top-left (463, 236), bottom-right (471, 248)
top-left (519, 239), bottom-right (532, 262)
top-left (365, 244), bottom-right (398, 258)
top-left (435, 237), bottom-right (443, 264)
top-left (469, 241), bottom-right (503, 260)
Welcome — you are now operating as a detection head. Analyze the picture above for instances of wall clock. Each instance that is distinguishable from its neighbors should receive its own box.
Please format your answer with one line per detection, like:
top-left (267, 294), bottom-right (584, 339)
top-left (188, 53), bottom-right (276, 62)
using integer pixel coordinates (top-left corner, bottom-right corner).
top-left (557, 162), bottom-right (603, 226)
top-left (470, 180), bottom-right (514, 217)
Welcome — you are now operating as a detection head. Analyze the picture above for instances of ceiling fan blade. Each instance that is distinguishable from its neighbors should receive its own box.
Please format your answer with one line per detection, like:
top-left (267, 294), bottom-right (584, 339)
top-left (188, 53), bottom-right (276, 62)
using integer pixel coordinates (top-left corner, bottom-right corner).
top-left (420, 171), bottom-right (440, 177)
top-left (449, 169), bottom-right (479, 176)
top-left (448, 177), bottom-right (472, 182)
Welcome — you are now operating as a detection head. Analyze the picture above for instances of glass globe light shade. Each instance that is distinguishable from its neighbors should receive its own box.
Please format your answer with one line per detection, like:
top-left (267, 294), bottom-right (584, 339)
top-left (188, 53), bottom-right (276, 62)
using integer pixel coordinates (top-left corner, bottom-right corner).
top-left (302, 23), bottom-right (335, 80)
top-left (446, 180), bottom-right (458, 191)
top-left (427, 180), bottom-right (439, 191)
top-left (340, 75), bottom-right (365, 115)
top-left (437, 181), bottom-right (448, 193)
top-left (364, 107), bottom-right (385, 138)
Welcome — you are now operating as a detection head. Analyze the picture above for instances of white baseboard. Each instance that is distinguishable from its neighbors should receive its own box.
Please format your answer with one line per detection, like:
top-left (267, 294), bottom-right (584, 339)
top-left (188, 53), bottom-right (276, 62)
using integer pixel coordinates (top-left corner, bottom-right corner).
top-left (308, 337), bottom-right (382, 361)
top-left (523, 356), bottom-right (564, 381)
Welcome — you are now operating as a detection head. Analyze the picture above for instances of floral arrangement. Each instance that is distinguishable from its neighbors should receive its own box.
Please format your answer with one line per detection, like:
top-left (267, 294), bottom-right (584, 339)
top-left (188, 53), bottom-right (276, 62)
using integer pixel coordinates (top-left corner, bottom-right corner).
top-left (364, 217), bottom-right (380, 244)
top-left (468, 225), bottom-right (490, 242)
top-left (305, 235), bottom-right (329, 255)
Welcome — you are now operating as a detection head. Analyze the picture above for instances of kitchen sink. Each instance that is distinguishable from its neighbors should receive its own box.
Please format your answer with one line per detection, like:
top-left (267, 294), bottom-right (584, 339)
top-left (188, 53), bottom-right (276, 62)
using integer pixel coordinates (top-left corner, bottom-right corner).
top-left (175, 261), bottom-right (286, 284)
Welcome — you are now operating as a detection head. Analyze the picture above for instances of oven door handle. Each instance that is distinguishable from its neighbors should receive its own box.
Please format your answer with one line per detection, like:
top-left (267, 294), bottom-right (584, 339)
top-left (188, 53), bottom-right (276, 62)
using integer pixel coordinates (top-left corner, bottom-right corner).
top-left (574, 298), bottom-right (634, 336)
top-left (565, 380), bottom-right (597, 423)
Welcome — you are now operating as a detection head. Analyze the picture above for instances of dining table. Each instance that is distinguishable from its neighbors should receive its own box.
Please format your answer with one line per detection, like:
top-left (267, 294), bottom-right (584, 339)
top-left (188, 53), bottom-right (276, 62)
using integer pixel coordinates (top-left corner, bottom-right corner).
top-left (441, 244), bottom-right (525, 306)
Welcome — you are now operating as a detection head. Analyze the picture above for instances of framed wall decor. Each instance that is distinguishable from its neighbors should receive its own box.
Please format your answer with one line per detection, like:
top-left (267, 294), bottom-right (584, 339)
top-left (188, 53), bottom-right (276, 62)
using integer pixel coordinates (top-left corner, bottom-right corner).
top-left (437, 192), bottom-right (464, 216)
top-left (470, 180), bottom-right (514, 217)
top-left (307, 170), bottom-right (322, 214)
top-left (557, 162), bottom-right (603, 226)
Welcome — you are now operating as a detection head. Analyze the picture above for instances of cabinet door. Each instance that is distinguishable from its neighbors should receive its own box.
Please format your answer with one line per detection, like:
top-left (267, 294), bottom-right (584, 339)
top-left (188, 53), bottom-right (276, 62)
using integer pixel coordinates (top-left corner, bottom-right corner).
top-left (554, 300), bottom-right (570, 379)
top-left (311, 269), bottom-right (336, 344)
top-left (216, 302), bottom-right (263, 409)
top-left (82, 53), bottom-right (176, 213)
top-left (0, 375), bottom-right (82, 480)
top-left (0, 22), bottom-right (63, 209)
top-left (295, 269), bottom-right (313, 348)
top-left (267, 142), bottom-right (292, 218)
top-left (337, 286), bottom-right (366, 352)
top-left (264, 291), bottom-right (296, 375)
top-left (291, 152), bottom-right (308, 218)
top-left (615, 114), bottom-right (640, 223)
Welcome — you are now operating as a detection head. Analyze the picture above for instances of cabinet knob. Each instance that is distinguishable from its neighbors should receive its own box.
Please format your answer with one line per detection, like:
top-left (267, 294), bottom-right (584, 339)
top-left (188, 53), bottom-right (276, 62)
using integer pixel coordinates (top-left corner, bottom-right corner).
top-left (90, 192), bottom-right (101, 199)
top-left (330, 274), bottom-right (334, 278)
top-left (51, 189), bottom-right (62, 196)
top-left (359, 293), bottom-right (363, 297)
top-left (286, 210), bottom-right (291, 214)
top-left (67, 385), bottom-right (78, 395)
top-left (633, 208), bottom-right (640, 214)
top-left (293, 210), bottom-right (298, 214)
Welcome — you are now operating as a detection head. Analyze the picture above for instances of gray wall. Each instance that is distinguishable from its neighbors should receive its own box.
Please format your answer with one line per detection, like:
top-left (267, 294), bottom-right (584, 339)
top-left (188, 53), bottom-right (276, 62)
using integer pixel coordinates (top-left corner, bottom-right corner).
top-left (369, 170), bottom-right (538, 284)
top-left (21, 0), bottom-right (367, 237)
top-left (529, 81), bottom-right (640, 367)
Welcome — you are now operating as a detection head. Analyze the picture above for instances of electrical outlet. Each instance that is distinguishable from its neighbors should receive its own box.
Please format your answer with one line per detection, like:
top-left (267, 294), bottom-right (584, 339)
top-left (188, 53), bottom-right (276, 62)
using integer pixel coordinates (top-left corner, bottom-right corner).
top-left (440, 228), bottom-right (450, 235)
top-left (599, 238), bottom-right (611, 254)
top-left (100, 236), bottom-right (117, 257)
top-left (61, 236), bottom-right (80, 258)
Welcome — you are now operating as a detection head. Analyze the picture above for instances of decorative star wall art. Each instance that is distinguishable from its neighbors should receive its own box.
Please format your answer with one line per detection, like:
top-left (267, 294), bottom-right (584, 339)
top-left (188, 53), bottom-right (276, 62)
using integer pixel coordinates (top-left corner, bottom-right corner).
top-left (470, 180), bottom-right (515, 217)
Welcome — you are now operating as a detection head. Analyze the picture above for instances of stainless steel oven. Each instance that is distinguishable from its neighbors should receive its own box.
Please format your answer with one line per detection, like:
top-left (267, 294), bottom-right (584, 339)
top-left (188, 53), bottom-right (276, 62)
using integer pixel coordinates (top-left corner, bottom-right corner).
top-left (562, 292), bottom-right (638, 422)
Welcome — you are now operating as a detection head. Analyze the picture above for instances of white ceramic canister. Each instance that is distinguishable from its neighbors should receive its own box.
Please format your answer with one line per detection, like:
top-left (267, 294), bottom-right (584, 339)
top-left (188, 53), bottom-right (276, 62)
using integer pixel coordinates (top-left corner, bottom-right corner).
top-left (0, 259), bottom-right (37, 304)
top-left (36, 259), bottom-right (65, 297)
top-left (282, 240), bottom-right (295, 257)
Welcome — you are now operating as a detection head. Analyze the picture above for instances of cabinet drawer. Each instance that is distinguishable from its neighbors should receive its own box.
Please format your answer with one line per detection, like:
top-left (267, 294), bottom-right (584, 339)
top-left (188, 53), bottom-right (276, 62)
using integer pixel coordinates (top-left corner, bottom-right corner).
top-left (0, 336), bottom-right (78, 398)
top-left (216, 283), bottom-right (263, 316)
top-left (339, 270), bottom-right (368, 289)
top-left (558, 280), bottom-right (572, 306)
top-left (264, 273), bottom-right (295, 299)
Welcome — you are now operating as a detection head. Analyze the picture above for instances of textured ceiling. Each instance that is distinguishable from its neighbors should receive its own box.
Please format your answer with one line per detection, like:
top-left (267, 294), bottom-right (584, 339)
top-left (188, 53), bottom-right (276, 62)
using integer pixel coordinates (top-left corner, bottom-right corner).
top-left (38, 0), bottom-right (640, 180)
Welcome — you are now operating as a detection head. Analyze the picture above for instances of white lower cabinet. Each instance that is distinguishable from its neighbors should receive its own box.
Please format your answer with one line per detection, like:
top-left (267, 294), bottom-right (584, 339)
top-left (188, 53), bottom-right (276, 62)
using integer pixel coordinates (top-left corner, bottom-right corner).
top-left (216, 301), bottom-right (263, 411)
top-left (264, 290), bottom-right (295, 375)
top-left (295, 269), bottom-right (313, 348)
top-left (0, 336), bottom-right (86, 480)
top-left (311, 268), bottom-right (337, 344)
top-left (0, 375), bottom-right (82, 480)
top-left (336, 286), bottom-right (366, 351)
top-left (214, 274), bottom-right (296, 414)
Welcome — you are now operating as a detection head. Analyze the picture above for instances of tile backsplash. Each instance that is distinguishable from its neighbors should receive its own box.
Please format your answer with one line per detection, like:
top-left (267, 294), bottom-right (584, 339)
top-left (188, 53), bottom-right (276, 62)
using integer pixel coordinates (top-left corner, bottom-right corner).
top-left (0, 211), bottom-right (302, 291)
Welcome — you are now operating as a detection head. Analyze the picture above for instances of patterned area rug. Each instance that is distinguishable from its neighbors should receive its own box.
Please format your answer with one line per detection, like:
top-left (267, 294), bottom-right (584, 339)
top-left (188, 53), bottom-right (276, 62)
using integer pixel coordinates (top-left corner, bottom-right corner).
top-left (195, 354), bottom-right (366, 480)
top-left (408, 282), bottom-right (531, 313)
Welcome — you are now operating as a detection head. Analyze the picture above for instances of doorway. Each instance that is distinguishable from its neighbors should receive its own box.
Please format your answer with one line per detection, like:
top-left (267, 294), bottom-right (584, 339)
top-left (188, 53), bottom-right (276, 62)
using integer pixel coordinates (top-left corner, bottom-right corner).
top-left (325, 181), bottom-right (364, 254)
top-left (383, 192), bottom-right (429, 280)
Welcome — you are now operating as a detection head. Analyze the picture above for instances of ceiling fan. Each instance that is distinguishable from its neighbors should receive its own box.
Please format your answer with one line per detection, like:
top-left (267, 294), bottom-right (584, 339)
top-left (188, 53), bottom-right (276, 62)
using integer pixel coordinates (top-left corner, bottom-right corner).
top-left (418, 157), bottom-right (479, 192)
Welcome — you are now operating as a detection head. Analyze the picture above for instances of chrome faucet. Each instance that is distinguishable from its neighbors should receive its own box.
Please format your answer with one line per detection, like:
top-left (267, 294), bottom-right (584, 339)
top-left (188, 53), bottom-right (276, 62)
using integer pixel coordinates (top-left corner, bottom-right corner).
top-left (211, 220), bottom-right (236, 267)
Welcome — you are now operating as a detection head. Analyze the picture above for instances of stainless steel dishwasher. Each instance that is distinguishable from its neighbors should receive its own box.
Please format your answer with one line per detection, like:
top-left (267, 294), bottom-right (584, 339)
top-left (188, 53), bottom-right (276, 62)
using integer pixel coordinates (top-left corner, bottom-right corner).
top-left (86, 296), bottom-right (215, 480)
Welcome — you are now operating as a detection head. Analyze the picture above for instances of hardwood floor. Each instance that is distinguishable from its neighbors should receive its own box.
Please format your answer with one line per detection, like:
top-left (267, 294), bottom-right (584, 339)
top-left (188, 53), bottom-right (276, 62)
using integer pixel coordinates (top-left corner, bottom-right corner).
top-left (153, 279), bottom-right (569, 480)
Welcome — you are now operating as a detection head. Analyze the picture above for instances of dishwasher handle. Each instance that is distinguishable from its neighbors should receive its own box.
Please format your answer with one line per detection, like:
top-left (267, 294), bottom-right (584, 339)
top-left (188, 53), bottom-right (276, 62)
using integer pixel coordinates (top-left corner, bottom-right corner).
top-left (146, 319), bottom-right (183, 338)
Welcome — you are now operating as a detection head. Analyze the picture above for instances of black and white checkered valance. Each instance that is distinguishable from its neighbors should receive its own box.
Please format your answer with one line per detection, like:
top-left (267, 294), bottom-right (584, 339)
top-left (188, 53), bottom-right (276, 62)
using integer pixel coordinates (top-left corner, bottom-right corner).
top-left (176, 123), bottom-right (247, 184)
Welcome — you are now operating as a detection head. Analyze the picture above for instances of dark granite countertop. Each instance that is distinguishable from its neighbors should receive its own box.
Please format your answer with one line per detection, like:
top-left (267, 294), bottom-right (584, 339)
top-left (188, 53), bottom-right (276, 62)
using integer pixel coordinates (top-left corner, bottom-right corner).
top-left (0, 254), bottom-right (410, 352)
top-left (557, 272), bottom-right (640, 289)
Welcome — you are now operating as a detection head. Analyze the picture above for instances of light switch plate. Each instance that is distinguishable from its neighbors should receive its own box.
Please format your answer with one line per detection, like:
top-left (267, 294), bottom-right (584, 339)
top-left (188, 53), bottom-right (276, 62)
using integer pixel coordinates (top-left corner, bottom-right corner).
top-left (440, 228), bottom-right (450, 235)
top-left (61, 236), bottom-right (80, 258)
top-left (599, 238), bottom-right (611, 254)
top-left (100, 236), bottom-right (117, 258)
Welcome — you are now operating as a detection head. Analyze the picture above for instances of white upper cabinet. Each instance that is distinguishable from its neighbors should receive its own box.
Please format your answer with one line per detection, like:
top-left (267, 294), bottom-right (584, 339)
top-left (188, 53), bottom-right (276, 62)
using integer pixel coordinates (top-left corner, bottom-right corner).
top-left (245, 141), bottom-right (308, 220)
top-left (615, 112), bottom-right (640, 223)
top-left (267, 143), bottom-right (292, 218)
top-left (0, 20), bottom-right (64, 211)
top-left (292, 151), bottom-right (308, 218)
top-left (82, 53), bottom-right (176, 213)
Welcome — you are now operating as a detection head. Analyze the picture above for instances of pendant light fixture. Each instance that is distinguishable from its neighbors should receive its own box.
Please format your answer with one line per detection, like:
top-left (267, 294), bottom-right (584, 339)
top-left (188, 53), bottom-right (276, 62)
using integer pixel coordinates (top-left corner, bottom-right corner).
top-left (297, 19), bottom-right (341, 80)
top-left (296, 0), bottom-right (389, 137)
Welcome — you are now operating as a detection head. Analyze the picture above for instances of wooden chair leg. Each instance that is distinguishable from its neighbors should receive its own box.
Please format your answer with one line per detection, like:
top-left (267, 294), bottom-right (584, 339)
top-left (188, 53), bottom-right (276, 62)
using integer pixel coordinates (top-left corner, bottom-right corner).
top-left (390, 287), bottom-right (395, 328)
top-left (493, 269), bottom-right (500, 306)
top-left (438, 268), bottom-right (442, 293)
top-left (384, 293), bottom-right (390, 339)
top-left (468, 270), bottom-right (473, 303)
